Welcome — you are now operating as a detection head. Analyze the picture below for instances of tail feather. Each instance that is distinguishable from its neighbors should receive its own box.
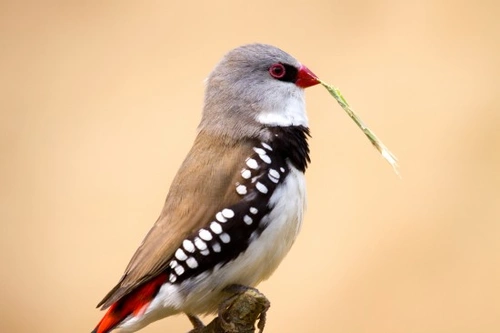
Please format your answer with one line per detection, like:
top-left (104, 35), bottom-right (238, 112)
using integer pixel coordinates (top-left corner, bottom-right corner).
top-left (92, 273), bottom-right (168, 333)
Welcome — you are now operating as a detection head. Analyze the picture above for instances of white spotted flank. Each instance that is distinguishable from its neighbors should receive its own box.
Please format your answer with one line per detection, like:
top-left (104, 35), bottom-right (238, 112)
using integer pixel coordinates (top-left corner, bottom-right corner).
top-left (259, 154), bottom-right (271, 164)
top-left (256, 182), bottom-right (268, 194)
top-left (221, 208), bottom-right (234, 219)
top-left (183, 240), bottom-right (195, 253)
top-left (243, 215), bottom-right (253, 225)
top-left (246, 158), bottom-right (259, 170)
top-left (212, 242), bottom-right (221, 253)
top-left (199, 229), bottom-right (213, 241)
top-left (175, 248), bottom-right (187, 261)
top-left (186, 257), bottom-right (198, 269)
top-left (210, 222), bottom-right (222, 234)
top-left (236, 184), bottom-right (247, 195)
top-left (216, 212), bottom-right (227, 223)
top-left (219, 233), bottom-right (231, 244)
top-left (268, 169), bottom-right (280, 183)
top-left (241, 169), bottom-right (251, 179)
top-left (194, 237), bottom-right (207, 250)
top-left (261, 142), bottom-right (273, 151)
top-left (174, 265), bottom-right (185, 276)
top-left (253, 147), bottom-right (267, 155)
top-left (269, 169), bottom-right (280, 179)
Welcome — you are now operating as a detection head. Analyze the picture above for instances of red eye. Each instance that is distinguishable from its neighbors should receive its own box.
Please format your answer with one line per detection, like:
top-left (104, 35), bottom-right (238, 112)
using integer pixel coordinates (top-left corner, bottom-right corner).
top-left (269, 63), bottom-right (286, 79)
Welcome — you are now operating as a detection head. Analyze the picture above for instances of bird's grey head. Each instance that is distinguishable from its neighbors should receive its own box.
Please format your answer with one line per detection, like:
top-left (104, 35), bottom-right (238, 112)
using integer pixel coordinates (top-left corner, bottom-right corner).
top-left (199, 44), bottom-right (319, 140)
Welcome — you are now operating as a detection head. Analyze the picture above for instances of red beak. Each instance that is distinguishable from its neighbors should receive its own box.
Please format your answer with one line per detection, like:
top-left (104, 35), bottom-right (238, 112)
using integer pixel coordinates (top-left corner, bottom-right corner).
top-left (295, 65), bottom-right (320, 88)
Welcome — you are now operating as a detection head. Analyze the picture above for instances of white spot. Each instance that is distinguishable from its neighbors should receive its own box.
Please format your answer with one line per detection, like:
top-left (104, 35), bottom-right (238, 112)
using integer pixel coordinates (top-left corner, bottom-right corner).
top-left (212, 242), bottom-right (222, 253)
top-left (216, 212), bottom-right (227, 223)
top-left (246, 158), bottom-right (259, 170)
top-left (250, 207), bottom-right (258, 214)
top-left (199, 228), bottom-right (213, 241)
top-left (219, 233), bottom-right (231, 244)
top-left (253, 147), bottom-right (266, 155)
top-left (174, 265), bottom-right (185, 275)
top-left (241, 169), bottom-right (251, 179)
top-left (261, 142), bottom-right (273, 151)
top-left (236, 184), bottom-right (247, 195)
top-left (222, 208), bottom-right (235, 218)
top-left (175, 248), bottom-right (187, 261)
top-left (169, 260), bottom-right (178, 268)
top-left (200, 249), bottom-right (210, 256)
top-left (169, 274), bottom-right (177, 283)
top-left (280, 167), bottom-right (285, 173)
top-left (243, 215), bottom-right (253, 225)
top-left (256, 182), bottom-right (268, 194)
top-left (269, 169), bottom-right (280, 179)
top-left (183, 239), bottom-right (195, 253)
top-left (194, 237), bottom-right (207, 250)
top-left (268, 174), bottom-right (279, 183)
top-left (186, 257), bottom-right (198, 269)
top-left (259, 154), bottom-right (272, 164)
top-left (210, 222), bottom-right (222, 234)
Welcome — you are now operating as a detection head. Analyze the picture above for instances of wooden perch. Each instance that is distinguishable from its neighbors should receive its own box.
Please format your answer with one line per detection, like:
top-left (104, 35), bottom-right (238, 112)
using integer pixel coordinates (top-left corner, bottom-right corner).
top-left (188, 287), bottom-right (270, 333)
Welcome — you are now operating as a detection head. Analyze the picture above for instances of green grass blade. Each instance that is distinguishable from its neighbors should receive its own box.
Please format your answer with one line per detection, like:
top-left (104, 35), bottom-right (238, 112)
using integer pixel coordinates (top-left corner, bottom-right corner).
top-left (319, 79), bottom-right (400, 176)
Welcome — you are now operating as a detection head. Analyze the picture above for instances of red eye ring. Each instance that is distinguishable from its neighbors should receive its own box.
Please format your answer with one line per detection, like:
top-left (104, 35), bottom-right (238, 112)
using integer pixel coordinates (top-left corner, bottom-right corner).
top-left (269, 63), bottom-right (286, 79)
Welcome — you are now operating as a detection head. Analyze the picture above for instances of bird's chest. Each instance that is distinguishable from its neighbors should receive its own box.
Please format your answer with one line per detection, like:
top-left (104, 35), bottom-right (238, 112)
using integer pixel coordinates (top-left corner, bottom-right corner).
top-left (181, 166), bottom-right (306, 314)
top-left (226, 164), bottom-right (307, 284)
top-left (161, 127), bottom-right (311, 314)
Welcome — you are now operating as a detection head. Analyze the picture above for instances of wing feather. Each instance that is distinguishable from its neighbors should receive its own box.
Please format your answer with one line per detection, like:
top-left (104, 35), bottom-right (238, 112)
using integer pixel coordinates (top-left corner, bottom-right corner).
top-left (97, 132), bottom-right (255, 309)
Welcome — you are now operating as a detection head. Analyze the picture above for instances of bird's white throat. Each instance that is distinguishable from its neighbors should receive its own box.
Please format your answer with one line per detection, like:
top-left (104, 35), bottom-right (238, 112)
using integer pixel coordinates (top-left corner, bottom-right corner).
top-left (256, 89), bottom-right (308, 127)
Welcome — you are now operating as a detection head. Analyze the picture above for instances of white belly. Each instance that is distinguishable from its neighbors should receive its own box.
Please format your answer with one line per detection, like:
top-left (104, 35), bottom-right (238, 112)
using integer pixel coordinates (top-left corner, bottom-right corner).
top-left (118, 166), bottom-right (306, 332)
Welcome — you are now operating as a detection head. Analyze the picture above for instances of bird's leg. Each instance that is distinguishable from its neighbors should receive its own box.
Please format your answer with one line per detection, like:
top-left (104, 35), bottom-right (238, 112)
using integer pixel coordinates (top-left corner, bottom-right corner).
top-left (219, 284), bottom-right (271, 333)
top-left (186, 313), bottom-right (205, 332)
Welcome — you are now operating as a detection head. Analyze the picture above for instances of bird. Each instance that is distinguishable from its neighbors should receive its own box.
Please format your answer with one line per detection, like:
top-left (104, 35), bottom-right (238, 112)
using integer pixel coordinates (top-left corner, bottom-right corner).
top-left (91, 43), bottom-right (320, 333)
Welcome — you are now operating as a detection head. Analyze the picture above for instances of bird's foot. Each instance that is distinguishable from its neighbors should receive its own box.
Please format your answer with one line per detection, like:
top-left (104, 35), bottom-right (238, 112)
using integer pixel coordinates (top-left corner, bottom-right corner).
top-left (218, 284), bottom-right (270, 333)
top-left (186, 314), bottom-right (205, 333)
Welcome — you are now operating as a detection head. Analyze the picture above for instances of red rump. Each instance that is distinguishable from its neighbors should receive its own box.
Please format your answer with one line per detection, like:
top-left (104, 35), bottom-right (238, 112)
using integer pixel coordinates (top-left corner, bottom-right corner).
top-left (92, 273), bottom-right (168, 333)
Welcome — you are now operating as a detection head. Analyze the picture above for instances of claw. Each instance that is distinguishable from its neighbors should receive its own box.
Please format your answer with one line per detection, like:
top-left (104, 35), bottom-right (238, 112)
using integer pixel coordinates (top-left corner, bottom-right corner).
top-left (186, 314), bottom-right (205, 333)
top-left (220, 284), bottom-right (271, 333)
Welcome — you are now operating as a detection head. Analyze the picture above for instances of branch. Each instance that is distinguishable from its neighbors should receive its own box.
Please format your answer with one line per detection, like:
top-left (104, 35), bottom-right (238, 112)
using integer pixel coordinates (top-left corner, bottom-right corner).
top-left (188, 287), bottom-right (270, 333)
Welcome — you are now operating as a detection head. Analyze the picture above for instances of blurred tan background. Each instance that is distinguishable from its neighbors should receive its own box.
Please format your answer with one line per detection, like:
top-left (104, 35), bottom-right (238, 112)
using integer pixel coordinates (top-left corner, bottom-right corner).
top-left (1, 1), bottom-right (499, 332)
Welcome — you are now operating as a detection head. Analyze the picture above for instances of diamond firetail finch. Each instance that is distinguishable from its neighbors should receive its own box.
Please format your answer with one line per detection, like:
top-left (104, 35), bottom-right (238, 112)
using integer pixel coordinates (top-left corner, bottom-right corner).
top-left (92, 44), bottom-right (319, 333)
top-left (91, 43), bottom-right (397, 333)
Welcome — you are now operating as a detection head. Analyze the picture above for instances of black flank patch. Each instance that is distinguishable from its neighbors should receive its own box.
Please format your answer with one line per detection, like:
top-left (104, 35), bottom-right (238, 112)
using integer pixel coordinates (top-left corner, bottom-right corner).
top-left (163, 126), bottom-right (310, 284)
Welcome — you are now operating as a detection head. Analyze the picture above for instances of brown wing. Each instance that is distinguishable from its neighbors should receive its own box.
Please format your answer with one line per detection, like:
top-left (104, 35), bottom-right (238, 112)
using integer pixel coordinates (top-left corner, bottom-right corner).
top-left (97, 131), bottom-right (256, 309)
